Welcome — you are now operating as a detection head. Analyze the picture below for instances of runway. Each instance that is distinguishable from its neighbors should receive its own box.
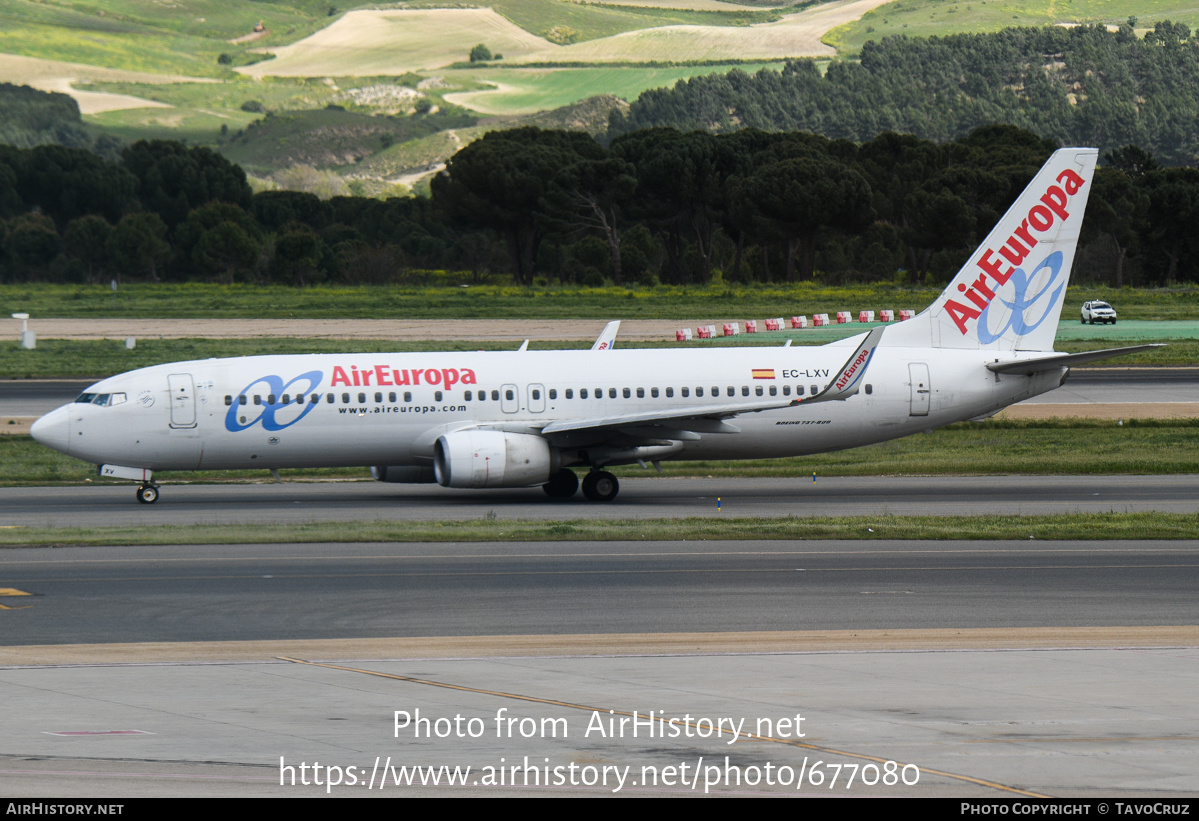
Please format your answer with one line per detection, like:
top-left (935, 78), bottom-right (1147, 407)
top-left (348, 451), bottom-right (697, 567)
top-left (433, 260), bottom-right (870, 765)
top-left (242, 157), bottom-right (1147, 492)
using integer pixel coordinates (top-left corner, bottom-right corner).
top-left (2, 474), bottom-right (1197, 527)
top-left (1, 539), bottom-right (1197, 797)
top-left (2, 539), bottom-right (1198, 644)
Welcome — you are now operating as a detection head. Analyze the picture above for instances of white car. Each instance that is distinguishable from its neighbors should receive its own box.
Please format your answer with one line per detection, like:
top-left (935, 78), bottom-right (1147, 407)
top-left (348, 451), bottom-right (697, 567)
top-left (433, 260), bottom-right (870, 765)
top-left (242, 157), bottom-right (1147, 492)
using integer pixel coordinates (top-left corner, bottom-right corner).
top-left (1081, 301), bottom-right (1117, 324)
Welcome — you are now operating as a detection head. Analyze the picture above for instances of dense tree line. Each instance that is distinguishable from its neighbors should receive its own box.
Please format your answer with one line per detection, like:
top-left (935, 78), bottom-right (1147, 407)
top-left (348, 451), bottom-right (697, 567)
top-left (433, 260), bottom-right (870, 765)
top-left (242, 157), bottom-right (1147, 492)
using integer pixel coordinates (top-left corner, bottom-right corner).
top-left (609, 22), bottom-right (1199, 167)
top-left (3, 126), bottom-right (1199, 289)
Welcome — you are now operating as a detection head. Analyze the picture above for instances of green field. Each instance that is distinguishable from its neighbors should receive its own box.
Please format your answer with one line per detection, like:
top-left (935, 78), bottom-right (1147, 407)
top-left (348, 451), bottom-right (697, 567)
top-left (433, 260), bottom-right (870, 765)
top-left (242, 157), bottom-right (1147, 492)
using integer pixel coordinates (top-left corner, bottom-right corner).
top-left (446, 62), bottom-right (785, 114)
top-left (4, 419), bottom-right (1199, 488)
top-left (827, 0), bottom-right (1199, 55)
top-left (3, 512), bottom-right (1198, 547)
top-left (4, 282), bottom-right (1198, 321)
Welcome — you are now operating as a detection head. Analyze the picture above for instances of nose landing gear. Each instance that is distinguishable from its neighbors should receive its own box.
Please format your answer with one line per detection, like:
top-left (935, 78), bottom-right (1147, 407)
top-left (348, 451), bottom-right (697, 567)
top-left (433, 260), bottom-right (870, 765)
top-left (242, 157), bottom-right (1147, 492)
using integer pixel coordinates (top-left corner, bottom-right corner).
top-left (136, 484), bottom-right (160, 504)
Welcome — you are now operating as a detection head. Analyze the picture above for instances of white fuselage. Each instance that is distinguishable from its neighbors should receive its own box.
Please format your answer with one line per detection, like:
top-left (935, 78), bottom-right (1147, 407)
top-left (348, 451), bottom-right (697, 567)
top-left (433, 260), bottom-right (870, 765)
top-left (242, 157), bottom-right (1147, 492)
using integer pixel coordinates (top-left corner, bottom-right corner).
top-left (33, 344), bottom-right (1064, 473)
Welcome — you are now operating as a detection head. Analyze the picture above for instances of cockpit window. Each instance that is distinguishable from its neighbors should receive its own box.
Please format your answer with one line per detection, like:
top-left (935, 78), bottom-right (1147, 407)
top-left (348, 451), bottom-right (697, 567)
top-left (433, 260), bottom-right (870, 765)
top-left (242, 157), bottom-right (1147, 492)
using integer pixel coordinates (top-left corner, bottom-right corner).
top-left (75, 393), bottom-right (97, 404)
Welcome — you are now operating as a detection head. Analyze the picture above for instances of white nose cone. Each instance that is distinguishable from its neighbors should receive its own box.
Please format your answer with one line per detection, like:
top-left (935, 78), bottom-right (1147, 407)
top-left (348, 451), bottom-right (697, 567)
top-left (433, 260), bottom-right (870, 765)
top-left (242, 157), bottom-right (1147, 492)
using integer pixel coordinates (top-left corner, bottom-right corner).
top-left (30, 406), bottom-right (70, 454)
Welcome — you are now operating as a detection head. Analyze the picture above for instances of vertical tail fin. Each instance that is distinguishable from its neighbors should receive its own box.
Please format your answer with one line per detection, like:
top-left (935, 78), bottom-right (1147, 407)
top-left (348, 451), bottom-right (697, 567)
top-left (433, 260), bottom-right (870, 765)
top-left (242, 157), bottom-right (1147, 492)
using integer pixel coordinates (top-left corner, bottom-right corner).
top-left (886, 147), bottom-right (1099, 352)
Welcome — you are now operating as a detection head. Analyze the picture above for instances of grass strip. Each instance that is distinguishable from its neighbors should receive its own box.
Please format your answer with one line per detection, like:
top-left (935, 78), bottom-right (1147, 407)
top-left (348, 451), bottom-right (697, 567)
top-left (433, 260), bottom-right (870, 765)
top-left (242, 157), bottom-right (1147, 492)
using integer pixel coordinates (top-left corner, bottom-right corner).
top-left (2, 512), bottom-right (1197, 547)
top-left (6, 419), bottom-right (1199, 485)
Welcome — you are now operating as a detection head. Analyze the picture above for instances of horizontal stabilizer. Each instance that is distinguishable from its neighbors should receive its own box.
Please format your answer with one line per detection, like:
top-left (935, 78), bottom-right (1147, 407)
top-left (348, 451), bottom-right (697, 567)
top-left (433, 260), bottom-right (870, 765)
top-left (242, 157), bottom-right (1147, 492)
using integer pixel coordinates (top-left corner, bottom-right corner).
top-left (986, 344), bottom-right (1164, 374)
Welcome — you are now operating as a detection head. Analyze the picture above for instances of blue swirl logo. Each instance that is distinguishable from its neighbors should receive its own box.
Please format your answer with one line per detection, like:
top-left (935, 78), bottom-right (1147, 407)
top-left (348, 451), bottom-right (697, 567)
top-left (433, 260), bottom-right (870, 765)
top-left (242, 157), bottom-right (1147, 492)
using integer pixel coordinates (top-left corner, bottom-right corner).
top-left (225, 371), bottom-right (323, 432)
top-left (977, 252), bottom-right (1065, 344)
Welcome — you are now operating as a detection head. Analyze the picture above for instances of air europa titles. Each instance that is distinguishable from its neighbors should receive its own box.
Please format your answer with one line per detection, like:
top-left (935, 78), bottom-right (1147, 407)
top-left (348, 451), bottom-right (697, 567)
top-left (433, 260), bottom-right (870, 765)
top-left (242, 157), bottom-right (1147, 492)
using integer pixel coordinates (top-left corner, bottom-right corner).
top-left (330, 364), bottom-right (477, 389)
top-left (945, 167), bottom-right (1087, 336)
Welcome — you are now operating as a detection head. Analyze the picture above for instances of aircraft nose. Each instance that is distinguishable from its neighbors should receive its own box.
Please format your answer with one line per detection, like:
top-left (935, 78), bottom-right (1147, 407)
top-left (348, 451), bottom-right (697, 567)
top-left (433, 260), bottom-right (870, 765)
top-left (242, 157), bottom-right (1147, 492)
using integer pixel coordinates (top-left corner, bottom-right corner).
top-left (30, 406), bottom-right (71, 454)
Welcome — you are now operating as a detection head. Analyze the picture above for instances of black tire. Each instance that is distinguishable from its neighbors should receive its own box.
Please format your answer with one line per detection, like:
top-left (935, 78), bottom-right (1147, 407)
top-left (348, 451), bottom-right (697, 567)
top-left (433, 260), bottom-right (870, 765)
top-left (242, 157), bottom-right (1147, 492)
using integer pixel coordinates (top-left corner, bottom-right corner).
top-left (581, 471), bottom-right (619, 502)
top-left (542, 468), bottom-right (579, 499)
top-left (136, 485), bottom-right (159, 504)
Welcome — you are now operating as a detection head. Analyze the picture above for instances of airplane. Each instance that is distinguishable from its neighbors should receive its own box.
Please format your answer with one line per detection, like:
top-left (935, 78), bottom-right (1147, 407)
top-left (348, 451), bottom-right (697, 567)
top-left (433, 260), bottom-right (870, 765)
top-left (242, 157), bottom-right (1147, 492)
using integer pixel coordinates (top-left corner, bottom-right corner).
top-left (31, 147), bottom-right (1159, 504)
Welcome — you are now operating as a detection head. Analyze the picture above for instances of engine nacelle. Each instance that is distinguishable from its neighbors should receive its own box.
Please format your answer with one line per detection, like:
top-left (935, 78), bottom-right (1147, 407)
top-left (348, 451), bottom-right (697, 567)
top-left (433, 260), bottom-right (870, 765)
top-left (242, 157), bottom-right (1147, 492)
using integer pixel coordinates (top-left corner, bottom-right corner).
top-left (433, 430), bottom-right (555, 488)
top-left (371, 465), bottom-right (436, 483)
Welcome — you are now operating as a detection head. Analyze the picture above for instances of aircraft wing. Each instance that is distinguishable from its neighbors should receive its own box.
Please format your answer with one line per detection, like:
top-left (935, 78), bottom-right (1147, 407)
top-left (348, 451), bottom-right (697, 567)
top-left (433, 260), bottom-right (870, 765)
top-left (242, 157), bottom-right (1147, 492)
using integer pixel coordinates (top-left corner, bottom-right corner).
top-left (591, 320), bottom-right (620, 351)
top-left (986, 344), bottom-right (1163, 374)
top-left (537, 325), bottom-right (884, 439)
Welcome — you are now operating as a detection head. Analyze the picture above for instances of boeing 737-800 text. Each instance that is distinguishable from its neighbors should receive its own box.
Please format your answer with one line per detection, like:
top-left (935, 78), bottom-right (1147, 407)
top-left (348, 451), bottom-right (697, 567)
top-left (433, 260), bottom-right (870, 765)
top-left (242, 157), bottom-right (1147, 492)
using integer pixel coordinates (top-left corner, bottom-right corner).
top-left (31, 147), bottom-right (1155, 503)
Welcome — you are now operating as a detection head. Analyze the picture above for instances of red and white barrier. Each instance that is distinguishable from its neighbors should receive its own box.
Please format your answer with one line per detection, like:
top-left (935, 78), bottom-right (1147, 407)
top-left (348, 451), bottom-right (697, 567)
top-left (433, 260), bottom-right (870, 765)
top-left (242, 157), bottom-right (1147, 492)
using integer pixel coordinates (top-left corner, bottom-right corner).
top-left (676, 328), bottom-right (692, 341)
top-left (812, 314), bottom-right (829, 326)
top-left (791, 316), bottom-right (807, 329)
top-left (836, 311), bottom-right (851, 324)
top-left (858, 310), bottom-right (875, 322)
top-left (879, 309), bottom-right (894, 322)
top-left (722, 322), bottom-right (740, 336)
top-left (744, 320), bottom-right (757, 333)
top-left (899, 309), bottom-right (915, 321)
top-left (765, 317), bottom-right (784, 331)
top-left (697, 325), bottom-right (714, 339)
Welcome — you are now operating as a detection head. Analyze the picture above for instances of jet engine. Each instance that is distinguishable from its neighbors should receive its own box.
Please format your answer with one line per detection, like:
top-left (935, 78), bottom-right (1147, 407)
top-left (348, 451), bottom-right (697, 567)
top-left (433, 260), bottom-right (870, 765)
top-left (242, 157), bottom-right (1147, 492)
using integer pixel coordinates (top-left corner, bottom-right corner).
top-left (433, 430), bottom-right (556, 488)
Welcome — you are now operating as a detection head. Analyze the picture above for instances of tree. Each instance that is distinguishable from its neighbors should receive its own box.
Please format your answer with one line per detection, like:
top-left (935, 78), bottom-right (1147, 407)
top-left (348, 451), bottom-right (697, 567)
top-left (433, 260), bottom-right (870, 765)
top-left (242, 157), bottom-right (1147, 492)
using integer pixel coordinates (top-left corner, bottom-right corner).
top-left (107, 212), bottom-right (170, 282)
top-left (432, 128), bottom-right (604, 284)
top-left (469, 44), bottom-right (492, 62)
top-left (62, 215), bottom-right (113, 283)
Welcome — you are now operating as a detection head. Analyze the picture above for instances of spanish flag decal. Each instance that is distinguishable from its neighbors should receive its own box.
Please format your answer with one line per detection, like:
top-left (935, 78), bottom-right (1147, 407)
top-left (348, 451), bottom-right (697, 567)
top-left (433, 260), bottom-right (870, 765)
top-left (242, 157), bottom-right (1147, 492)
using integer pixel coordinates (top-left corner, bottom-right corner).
top-left (752, 368), bottom-right (775, 380)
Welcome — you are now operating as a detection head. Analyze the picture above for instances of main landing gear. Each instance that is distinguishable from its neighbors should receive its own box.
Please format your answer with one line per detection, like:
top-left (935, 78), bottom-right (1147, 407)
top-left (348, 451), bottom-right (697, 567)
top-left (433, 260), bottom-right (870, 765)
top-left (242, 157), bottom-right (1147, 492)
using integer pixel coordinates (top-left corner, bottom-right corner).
top-left (136, 483), bottom-right (160, 504)
top-left (541, 469), bottom-right (620, 501)
top-left (581, 470), bottom-right (619, 502)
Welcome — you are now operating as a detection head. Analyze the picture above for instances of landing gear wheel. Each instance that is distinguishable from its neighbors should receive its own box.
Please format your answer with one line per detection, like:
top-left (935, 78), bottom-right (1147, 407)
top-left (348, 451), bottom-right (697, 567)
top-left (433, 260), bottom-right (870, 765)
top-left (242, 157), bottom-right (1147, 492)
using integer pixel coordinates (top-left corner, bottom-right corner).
top-left (581, 470), bottom-right (619, 502)
top-left (542, 468), bottom-right (579, 499)
top-left (136, 484), bottom-right (159, 504)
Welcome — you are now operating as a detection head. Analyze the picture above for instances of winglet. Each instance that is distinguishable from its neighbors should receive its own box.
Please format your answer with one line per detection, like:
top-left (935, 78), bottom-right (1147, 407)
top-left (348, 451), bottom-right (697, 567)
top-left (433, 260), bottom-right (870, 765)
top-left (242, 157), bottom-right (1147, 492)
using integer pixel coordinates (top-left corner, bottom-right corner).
top-left (591, 320), bottom-right (620, 351)
top-left (801, 325), bottom-right (885, 404)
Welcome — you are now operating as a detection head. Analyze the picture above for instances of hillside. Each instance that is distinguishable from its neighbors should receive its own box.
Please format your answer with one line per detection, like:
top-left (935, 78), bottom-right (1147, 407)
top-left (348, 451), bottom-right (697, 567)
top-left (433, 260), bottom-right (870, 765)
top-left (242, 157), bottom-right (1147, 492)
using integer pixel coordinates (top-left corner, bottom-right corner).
top-left (3, 0), bottom-right (1199, 195)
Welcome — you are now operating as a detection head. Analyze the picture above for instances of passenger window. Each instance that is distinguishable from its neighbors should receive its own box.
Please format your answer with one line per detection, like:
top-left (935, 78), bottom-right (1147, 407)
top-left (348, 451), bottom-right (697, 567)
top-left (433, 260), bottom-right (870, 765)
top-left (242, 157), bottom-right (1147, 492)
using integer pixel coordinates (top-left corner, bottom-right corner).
top-left (532, 389), bottom-right (541, 400)
top-left (310, 394), bottom-right (319, 404)
top-left (549, 389), bottom-right (557, 400)
top-left (435, 391), bottom-right (442, 402)
top-left (796, 386), bottom-right (804, 396)
top-left (637, 388), bottom-right (645, 398)
top-left (465, 391), bottom-right (473, 401)
top-left (282, 394), bottom-right (290, 405)
top-left (865, 384), bottom-right (873, 395)
top-left (727, 387), bottom-right (735, 397)
top-left (609, 388), bottom-right (617, 399)
top-left (375, 392), bottom-right (382, 403)
top-left (623, 388), bottom-right (631, 399)
top-left (405, 392), bottom-right (413, 402)
top-left (505, 389), bottom-right (514, 401)
top-left (755, 386), bottom-right (763, 396)
top-left (580, 389), bottom-right (588, 399)
top-left (240, 395), bottom-right (248, 405)
top-left (491, 390), bottom-right (499, 401)
top-left (664, 387), bottom-right (672, 398)
top-left (681, 387), bottom-right (688, 397)
top-left (326, 393), bottom-right (334, 403)
top-left (741, 386), bottom-right (749, 396)
top-left (358, 393), bottom-right (366, 403)
top-left (811, 385), bottom-right (818, 395)
top-left (342, 393), bottom-right (350, 403)
top-left (695, 387), bottom-right (703, 398)
top-left (389, 392), bottom-right (397, 402)
top-left (224, 395), bottom-right (232, 406)
top-left (783, 385), bottom-right (790, 396)
top-left (769, 386), bottom-right (777, 396)
top-left (565, 389), bottom-right (573, 399)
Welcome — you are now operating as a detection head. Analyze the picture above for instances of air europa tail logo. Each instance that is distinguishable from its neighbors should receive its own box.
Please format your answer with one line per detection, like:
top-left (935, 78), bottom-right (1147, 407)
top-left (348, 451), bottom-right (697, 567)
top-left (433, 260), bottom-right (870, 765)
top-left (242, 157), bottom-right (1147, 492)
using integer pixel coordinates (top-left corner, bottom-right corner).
top-left (835, 348), bottom-right (872, 391)
top-left (944, 167), bottom-right (1086, 336)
